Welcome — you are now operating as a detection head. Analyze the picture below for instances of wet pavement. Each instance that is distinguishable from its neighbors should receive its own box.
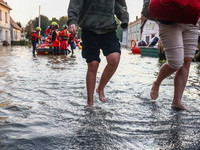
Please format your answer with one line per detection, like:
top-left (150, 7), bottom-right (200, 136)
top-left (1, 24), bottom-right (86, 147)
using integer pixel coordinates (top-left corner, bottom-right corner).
top-left (0, 46), bottom-right (200, 150)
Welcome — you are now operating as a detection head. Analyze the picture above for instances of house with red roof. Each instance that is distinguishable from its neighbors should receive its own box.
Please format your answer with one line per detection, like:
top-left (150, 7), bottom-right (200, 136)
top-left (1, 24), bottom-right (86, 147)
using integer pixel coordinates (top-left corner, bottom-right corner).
top-left (10, 17), bottom-right (22, 41)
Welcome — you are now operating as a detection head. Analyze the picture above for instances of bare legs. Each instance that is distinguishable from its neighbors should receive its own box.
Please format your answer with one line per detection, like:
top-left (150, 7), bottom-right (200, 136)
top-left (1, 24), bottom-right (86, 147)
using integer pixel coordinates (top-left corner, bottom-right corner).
top-left (172, 57), bottom-right (192, 110)
top-left (96, 52), bottom-right (120, 102)
top-left (150, 63), bottom-right (176, 100)
top-left (86, 61), bottom-right (99, 106)
top-left (86, 52), bottom-right (120, 106)
top-left (150, 57), bottom-right (192, 110)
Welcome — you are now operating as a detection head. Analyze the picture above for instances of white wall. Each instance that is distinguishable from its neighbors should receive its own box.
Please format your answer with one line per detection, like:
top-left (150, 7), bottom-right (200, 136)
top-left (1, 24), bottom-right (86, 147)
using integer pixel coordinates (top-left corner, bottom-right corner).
top-left (141, 20), bottom-right (159, 44)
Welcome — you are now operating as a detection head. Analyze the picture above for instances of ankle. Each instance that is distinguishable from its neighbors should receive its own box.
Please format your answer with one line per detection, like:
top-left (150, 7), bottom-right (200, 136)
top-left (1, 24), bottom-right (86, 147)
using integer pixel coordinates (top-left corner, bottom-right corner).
top-left (153, 81), bottom-right (159, 87)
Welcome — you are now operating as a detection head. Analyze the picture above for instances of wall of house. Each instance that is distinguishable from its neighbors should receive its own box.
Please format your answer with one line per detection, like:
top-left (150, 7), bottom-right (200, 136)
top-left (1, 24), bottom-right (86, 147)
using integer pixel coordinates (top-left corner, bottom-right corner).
top-left (11, 27), bottom-right (21, 41)
top-left (0, 4), bottom-right (11, 45)
top-left (127, 22), bottom-right (141, 48)
top-left (141, 20), bottom-right (159, 45)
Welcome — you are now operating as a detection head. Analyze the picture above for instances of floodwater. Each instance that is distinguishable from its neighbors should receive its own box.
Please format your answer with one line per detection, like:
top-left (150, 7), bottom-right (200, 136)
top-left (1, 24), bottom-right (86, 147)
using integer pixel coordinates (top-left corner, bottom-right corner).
top-left (0, 45), bottom-right (200, 150)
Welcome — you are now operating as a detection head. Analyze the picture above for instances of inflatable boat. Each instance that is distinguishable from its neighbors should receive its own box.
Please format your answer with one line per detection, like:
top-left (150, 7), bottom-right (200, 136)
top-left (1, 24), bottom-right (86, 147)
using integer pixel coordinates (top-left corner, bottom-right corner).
top-left (36, 42), bottom-right (55, 55)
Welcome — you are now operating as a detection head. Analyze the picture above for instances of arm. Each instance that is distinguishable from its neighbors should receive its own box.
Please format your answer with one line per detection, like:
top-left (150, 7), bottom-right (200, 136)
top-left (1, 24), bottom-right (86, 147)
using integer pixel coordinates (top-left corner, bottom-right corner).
top-left (67, 0), bottom-right (84, 34)
top-left (32, 32), bottom-right (41, 40)
top-left (46, 29), bottom-right (50, 37)
top-left (36, 34), bottom-right (41, 40)
top-left (115, 0), bottom-right (129, 29)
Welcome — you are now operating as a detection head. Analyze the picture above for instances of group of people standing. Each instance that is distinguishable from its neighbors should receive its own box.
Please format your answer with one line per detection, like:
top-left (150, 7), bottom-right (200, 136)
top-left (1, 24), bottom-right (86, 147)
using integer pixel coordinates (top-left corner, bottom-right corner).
top-left (45, 22), bottom-right (76, 55)
top-left (31, 21), bottom-right (76, 55)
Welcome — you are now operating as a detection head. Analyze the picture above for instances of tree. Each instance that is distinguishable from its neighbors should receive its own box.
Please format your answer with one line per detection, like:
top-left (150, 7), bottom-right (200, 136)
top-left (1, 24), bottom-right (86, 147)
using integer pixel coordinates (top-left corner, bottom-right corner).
top-left (40, 15), bottom-right (49, 36)
top-left (49, 17), bottom-right (59, 26)
top-left (32, 15), bottom-right (49, 36)
top-left (25, 15), bottom-right (49, 39)
top-left (16, 22), bottom-right (22, 28)
top-left (25, 15), bottom-right (71, 40)
top-left (57, 16), bottom-right (68, 30)
top-left (25, 20), bottom-right (34, 39)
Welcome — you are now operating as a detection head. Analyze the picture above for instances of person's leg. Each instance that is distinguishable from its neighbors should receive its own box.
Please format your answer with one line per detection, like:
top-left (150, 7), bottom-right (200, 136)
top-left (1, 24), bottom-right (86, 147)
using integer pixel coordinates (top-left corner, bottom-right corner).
top-left (54, 47), bottom-right (56, 55)
top-left (150, 64), bottom-right (177, 100)
top-left (32, 41), bottom-right (36, 55)
top-left (96, 52), bottom-right (120, 102)
top-left (150, 23), bottom-right (183, 100)
top-left (86, 61), bottom-right (99, 106)
top-left (57, 47), bottom-right (60, 55)
top-left (95, 31), bottom-right (121, 102)
top-left (172, 23), bottom-right (199, 110)
top-left (70, 43), bottom-right (74, 55)
top-left (172, 57), bottom-right (192, 110)
top-left (81, 29), bottom-right (101, 106)
top-left (63, 50), bottom-right (66, 55)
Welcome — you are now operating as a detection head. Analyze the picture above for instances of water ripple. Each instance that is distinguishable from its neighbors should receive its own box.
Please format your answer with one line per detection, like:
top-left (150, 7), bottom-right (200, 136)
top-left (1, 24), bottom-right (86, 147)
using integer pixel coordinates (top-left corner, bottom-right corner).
top-left (0, 46), bottom-right (200, 149)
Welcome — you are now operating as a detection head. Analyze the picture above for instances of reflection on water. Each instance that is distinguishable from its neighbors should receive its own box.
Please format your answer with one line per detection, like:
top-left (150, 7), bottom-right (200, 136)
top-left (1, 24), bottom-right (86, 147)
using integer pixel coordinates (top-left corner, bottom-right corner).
top-left (0, 46), bottom-right (200, 150)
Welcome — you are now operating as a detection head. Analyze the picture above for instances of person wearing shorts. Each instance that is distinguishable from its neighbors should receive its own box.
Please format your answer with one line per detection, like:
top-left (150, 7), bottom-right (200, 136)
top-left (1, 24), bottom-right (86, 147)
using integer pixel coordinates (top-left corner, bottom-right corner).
top-left (150, 21), bottom-right (199, 110)
top-left (67, 0), bottom-right (129, 107)
top-left (81, 30), bottom-right (121, 63)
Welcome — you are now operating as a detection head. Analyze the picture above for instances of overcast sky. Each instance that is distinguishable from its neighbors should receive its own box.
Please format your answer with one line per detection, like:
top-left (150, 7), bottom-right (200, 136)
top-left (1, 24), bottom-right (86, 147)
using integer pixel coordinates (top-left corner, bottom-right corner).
top-left (5, 0), bottom-right (143, 26)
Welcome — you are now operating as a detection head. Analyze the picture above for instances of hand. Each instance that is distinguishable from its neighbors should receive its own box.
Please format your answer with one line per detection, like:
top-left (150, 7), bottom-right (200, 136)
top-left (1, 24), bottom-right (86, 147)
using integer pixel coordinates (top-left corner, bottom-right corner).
top-left (121, 23), bottom-right (128, 29)
top-left (68, 24), bottom-right (77, 35)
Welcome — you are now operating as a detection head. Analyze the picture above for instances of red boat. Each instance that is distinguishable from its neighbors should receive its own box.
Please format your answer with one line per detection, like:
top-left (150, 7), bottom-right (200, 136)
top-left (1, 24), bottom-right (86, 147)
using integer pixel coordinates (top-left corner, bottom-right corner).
top-left (36, 42), bottom-right (70, 55)
top-left (36, 42), bottom-right (54, 55)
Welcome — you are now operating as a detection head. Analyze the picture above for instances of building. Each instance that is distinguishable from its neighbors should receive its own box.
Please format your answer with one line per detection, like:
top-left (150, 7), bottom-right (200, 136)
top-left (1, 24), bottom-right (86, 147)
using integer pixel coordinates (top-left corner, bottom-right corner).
top-left (121, 28), bottom-right (128, 47)
top-left (10, 17), bottom-right (22, 41)
top-left (140, 19), bottom-right (159, 45)
top-left (127, 16), bottom-right (141, 48)
top-left (0, 0), bottom-right (11, 45)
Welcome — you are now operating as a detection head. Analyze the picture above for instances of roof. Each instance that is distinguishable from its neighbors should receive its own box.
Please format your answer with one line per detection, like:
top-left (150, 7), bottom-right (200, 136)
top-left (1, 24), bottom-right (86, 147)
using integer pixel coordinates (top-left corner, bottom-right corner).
top-left (10, 17), bottom-right (22, 31)
top-left (128, 17), bottom-right (141, 27)
top-left (0, 0), bottom-right (12, 10)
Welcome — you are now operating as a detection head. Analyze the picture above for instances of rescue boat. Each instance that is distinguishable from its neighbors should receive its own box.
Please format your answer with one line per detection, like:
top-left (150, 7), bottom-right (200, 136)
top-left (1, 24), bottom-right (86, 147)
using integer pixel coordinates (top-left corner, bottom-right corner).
top-left (36, 42), bottom-right (55, 55)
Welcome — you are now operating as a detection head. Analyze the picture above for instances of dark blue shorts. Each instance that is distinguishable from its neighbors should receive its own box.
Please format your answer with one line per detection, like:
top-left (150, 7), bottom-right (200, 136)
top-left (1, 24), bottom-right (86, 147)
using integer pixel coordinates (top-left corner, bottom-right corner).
top-left (81, 29), bottom-right (121, 63)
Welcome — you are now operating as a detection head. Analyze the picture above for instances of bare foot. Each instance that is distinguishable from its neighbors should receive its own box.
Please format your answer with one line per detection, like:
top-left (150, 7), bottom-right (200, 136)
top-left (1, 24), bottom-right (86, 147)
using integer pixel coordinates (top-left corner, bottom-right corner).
top-left (96, 88), bottom-right (107, 102)
top-left (150, 82), bottom-right (159, 100)
top-left (171, 102), bottom-right (192, 111)
top-left (84, 105), bottom-right (94, 109)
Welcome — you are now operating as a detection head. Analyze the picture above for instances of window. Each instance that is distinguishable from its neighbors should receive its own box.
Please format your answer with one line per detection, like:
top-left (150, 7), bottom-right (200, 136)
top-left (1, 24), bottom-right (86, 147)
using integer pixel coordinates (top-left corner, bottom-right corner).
top-left (5, 12), bottom-right (7, 23)
top-left (0, 30), bottom-right (2, 42)
top-left (6, 31), bottom-right (8, 41)
top-left (0, 10), bottom-right (2, 20)
top-left (14, 31), bottom-right (17, 40)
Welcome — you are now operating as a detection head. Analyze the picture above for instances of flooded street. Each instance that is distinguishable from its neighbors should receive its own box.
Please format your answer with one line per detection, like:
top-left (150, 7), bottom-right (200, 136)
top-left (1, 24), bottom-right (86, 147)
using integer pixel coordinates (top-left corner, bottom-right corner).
top-left (0, 46), bottom-right (200, 150)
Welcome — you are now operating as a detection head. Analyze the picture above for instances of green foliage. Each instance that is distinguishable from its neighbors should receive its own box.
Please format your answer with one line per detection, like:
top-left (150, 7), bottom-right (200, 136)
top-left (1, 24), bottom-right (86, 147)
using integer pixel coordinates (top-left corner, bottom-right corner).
top-left (25, 15), bottom-right (68, 40)
top-left (11, 40), bottom-right (29, 46)
top-left (16, 22), bottom-right (22, 28)
top-left (25, 20), bottom-right (34, 39)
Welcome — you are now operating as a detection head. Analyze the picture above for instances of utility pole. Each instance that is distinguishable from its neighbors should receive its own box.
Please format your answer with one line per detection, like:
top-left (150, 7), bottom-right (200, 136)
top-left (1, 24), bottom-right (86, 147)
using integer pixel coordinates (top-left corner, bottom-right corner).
top-left (39, 5), bottom-right (41, 36)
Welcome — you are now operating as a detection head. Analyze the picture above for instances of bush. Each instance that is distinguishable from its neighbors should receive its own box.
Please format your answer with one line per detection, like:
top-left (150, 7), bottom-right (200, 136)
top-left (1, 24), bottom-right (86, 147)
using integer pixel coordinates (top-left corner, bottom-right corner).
top-left (11, 40), bottom-right (29, 46)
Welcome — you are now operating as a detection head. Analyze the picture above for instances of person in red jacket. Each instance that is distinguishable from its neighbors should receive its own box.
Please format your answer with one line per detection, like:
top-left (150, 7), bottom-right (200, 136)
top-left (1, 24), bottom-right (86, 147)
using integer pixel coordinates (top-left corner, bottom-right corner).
top-left (31, 27), bottom-right (41, 55)
top-left (51, 24), bottom-right (60, 55)
top-left (45, 22), bottom-right (57, 43)
top-left (60, 25), bottom-right (70, 55)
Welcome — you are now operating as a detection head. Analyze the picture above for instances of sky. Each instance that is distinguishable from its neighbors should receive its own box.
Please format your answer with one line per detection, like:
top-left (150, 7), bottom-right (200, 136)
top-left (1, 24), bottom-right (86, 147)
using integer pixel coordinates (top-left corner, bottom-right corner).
top-left (5, 0), bottom-right (143, 27)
